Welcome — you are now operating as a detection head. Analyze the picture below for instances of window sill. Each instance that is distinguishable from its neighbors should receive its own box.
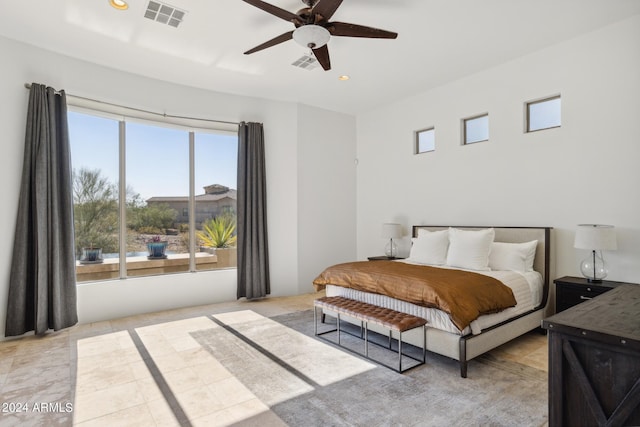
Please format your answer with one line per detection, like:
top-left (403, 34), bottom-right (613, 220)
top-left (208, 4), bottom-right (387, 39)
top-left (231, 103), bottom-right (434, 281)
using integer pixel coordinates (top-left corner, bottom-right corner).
top-left (76, 251), bottom-right (237, 282)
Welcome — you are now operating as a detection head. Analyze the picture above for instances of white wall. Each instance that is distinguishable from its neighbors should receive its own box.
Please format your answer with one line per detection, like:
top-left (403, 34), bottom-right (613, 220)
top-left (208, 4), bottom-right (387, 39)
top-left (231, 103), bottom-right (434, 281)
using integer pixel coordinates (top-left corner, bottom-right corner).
top-left (297, 104), bottom-right (357, 293)
top-left (356, 15), bottom-right (640, 284)
top-left (0, 36), bottom-right (356, 336)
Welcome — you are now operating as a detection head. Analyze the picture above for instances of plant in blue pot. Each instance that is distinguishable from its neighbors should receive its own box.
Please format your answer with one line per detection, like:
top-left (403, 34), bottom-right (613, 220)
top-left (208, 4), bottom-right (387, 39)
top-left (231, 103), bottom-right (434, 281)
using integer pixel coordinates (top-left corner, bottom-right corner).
top-left (147, 235), bottom-right (168, 259)
top-left (80, 244), bottom-right (103, 264)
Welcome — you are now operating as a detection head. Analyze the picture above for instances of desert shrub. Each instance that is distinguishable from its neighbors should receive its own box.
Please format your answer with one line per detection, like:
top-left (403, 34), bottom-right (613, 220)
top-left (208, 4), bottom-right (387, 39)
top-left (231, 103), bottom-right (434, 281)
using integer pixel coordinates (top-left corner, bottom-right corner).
top-left (197, 215), bottom-right (237, 248)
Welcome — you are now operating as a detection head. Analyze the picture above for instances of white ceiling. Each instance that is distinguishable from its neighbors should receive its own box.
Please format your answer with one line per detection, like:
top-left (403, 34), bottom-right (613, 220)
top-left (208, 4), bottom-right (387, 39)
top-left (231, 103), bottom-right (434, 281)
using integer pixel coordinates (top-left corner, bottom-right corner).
top-left (2, 0), bottom-right (639, 114)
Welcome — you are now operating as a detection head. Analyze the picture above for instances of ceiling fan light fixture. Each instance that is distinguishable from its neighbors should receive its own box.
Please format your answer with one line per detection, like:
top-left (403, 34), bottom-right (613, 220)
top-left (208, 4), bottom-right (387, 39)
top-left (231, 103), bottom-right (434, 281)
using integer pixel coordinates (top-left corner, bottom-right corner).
top-left (293, 25), bottom-right (330, 49)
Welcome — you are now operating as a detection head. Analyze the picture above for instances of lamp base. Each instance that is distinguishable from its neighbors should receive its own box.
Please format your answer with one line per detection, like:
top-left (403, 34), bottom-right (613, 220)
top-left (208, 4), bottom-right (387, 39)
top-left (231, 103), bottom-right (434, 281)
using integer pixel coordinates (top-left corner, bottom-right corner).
top-left (580, 250), bottom-right (608, 283)
top-left (384, 239), bottom-right (397, 258)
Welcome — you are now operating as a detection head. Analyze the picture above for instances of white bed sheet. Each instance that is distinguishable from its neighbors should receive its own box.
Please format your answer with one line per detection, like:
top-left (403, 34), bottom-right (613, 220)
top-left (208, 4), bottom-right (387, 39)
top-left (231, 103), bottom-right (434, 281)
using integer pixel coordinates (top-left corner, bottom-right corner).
top-left (324, 263), bottom-right (543, 336)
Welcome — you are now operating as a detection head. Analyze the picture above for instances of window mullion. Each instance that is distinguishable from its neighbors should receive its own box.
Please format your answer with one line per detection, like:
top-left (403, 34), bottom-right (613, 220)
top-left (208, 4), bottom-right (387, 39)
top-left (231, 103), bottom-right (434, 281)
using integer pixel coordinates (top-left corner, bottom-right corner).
top-left (119, 120), bottom-right (127, 278)
top-left (189, 131), bottom-right (196, 272)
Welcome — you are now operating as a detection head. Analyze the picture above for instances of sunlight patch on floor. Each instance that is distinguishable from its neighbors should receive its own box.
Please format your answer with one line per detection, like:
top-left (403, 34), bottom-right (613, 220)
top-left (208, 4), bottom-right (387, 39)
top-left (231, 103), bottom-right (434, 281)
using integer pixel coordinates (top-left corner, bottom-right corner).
top-left (212, 310), bottom-right (376, 387)
top-left (73, 316), bottom-right (284, 425)
top-left (73, 309), bottom-right (372, 425)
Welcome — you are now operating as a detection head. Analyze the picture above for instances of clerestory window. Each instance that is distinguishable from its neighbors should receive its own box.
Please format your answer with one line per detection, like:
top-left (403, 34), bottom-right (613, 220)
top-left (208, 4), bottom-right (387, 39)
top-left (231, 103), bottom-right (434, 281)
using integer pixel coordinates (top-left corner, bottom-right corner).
top-left (462, 114), bottom-right (489, 145)
top-left (526, 95), bottom-right (561, 133)
top-left (415, 127), bottom-right (435, 154)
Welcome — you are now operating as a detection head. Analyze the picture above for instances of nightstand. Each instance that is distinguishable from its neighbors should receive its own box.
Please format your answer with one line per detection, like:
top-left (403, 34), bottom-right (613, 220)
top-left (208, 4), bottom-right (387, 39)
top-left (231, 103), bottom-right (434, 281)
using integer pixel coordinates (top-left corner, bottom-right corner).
top-left (367, 256), bottom-right (405, 261)
top-left (554, 276), bottom-right (632, 313)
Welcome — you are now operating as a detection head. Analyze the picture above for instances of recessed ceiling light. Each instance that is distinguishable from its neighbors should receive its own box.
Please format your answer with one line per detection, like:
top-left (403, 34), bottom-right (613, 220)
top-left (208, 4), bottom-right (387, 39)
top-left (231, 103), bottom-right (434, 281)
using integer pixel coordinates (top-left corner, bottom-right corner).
top-left (109, 0), bottom-right (129, 10)
top-left (338, 75), bottom-right (350, 81)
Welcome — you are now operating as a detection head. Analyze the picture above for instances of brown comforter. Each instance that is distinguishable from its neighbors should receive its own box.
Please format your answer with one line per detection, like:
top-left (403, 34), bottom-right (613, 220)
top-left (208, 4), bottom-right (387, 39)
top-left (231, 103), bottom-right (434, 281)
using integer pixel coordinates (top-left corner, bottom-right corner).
top-left (313, 261), bottom-right (517, 331)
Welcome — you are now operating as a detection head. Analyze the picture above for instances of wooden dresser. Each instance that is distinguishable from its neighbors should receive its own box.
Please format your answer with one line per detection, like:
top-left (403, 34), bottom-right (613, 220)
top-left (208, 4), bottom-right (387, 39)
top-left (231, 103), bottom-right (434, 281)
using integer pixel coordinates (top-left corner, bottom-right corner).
top-left (542, 284), bottom-right (640, 427)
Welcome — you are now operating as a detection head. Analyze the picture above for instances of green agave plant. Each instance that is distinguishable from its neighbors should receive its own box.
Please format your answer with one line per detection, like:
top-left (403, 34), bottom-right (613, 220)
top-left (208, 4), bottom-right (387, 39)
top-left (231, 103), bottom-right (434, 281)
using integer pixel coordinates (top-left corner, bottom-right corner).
top-left (198, 215), bottom-right (237, 248)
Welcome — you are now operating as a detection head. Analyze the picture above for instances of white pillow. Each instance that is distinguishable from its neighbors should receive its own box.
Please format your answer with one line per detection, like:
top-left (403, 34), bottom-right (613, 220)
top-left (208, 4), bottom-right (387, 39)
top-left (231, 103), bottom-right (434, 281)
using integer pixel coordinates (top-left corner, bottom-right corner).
top-left (446, 228), bottom-right (495, 271)
top-left (489, 240), bottom-right (538, 273)
top-left (407, 229), bottom-right (449, 265)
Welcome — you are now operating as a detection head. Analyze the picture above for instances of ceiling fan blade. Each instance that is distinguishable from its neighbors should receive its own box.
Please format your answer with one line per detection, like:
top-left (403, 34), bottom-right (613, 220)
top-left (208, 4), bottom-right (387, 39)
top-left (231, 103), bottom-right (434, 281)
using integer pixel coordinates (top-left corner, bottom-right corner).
top-left (328, 22), bottom-right (398, 39)
top-left (312, 45), bottom-right (331, 71)
top-left (244, 31), bottom-right (294, 55)
top-left (311, 0), bottom-right (343, 21)
top-left (242, 0), bottom-right (301, 24)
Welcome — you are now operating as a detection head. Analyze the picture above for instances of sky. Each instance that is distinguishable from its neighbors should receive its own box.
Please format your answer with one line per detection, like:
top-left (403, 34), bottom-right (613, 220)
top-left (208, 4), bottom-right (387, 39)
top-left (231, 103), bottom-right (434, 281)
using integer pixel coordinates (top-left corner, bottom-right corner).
top-left (68, 111), bottom-right (238, 201)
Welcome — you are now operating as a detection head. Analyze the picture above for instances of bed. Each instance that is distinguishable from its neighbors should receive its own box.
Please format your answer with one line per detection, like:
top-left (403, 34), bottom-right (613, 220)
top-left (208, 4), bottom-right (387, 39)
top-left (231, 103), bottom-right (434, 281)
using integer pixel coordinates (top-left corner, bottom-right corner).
top-left (313, 226), bottom-right (553, 377)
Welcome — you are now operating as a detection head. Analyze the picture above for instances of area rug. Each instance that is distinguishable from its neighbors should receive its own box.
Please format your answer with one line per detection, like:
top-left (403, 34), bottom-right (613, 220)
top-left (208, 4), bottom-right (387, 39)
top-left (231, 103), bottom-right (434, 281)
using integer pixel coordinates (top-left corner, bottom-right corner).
top-left (192, 309), bottom-right (548, 427)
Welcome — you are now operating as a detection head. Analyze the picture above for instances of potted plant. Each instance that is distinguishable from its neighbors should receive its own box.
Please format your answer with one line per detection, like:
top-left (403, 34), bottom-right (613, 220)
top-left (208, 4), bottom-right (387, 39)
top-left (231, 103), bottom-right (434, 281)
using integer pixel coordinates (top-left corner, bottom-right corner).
top-left (197, 215), bottom-right (237, 268)
top-left (147, 235), bottom-right (168, 259)
top-left (80, 245), bottom-right (104, 264)
top-left (197, 215), bottom-right (237, 249)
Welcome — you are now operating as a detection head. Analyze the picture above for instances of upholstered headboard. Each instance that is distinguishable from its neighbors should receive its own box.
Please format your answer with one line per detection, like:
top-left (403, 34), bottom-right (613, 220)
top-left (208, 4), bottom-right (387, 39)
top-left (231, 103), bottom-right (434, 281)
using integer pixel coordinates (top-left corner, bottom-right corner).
top-left (413, 226), bottom-right (552, 309)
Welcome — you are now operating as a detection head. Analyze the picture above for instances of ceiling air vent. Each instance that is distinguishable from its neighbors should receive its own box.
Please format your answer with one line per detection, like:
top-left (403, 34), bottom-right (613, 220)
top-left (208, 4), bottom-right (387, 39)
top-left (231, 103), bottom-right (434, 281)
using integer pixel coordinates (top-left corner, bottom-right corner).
top-left (144, 1), bottom-right (186, 28)
top-left (292, 55), bottom-right (319, 70)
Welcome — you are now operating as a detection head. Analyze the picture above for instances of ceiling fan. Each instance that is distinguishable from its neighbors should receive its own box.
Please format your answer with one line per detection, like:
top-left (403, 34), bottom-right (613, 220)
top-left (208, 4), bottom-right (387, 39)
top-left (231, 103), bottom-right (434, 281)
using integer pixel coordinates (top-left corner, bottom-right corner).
top-left (242, 0), bottom-right (398, 71)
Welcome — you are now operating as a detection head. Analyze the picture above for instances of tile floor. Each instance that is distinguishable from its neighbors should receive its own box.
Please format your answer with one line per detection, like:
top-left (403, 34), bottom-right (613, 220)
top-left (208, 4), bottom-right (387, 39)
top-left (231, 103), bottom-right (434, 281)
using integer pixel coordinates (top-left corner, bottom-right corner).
top-left (0, 291), bottom-right (548, 426)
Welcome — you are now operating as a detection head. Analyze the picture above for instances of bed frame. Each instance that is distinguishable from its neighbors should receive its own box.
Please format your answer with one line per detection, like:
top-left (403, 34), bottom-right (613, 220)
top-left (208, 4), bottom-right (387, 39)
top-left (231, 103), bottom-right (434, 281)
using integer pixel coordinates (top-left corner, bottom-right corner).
top-left (324, 226), bottom-right (553, 378)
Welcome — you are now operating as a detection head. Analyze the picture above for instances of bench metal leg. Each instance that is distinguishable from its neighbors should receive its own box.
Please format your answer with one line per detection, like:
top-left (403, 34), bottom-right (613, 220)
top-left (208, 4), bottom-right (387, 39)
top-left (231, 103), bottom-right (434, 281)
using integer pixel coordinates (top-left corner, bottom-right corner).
top-left (398, 331), bottom-right (403, 372)
top-left (337, 313), bottom-right (341, 345)
top-left (423, 325), bottom-right (427, 363)
top-left (364, 323), bottom-right (369, 357)
top-left (389, 330), bottom-right (392, 349)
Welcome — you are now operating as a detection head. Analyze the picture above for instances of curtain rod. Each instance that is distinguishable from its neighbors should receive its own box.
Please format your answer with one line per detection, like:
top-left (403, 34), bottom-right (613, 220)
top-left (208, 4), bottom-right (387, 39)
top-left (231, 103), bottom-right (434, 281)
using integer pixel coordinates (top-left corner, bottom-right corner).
top-left (24, 83), bottom-right (239, 126)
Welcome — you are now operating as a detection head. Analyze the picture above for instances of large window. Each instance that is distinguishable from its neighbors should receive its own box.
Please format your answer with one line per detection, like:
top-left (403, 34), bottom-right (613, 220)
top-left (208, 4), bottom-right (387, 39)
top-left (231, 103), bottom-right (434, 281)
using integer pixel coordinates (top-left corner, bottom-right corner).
top-left (68, 110), bottom-right (238, 282)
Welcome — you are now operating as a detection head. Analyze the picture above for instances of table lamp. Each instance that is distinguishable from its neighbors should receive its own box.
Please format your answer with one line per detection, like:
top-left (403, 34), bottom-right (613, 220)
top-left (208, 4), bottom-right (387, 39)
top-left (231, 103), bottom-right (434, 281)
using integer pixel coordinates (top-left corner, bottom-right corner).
top-left (574, 224), bottom-right (617, 282)
top-left (381, 223), bottom-right (402, 258)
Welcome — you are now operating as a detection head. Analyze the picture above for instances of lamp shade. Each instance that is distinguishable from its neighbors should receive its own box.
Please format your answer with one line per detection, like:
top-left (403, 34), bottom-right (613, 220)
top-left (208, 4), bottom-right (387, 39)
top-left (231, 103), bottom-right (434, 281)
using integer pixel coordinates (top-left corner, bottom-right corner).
top-left (574, 224), bottom-right (617, 250)
top-left (381, 223), bottom-right (402, 239)
top-left (292, 25), bottom-right (330, 49)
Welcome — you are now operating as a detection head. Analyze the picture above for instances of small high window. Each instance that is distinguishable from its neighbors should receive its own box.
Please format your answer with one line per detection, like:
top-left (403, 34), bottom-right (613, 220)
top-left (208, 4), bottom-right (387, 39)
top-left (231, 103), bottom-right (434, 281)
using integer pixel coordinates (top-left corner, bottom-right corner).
top-left (463, 114), bottom-right (489, 145)
top-left (526, 95), bottom-right (561, 132)
top-left (415, 128), bottom-right (435, 154)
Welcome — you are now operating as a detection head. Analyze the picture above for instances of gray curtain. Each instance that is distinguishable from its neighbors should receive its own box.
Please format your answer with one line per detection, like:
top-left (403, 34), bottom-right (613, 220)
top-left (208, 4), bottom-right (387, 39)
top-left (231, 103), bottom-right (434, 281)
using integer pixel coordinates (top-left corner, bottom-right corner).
top-left (5, 83), bottom-right (77, 336)
top-left (237, 122), bottom-right (270, 299)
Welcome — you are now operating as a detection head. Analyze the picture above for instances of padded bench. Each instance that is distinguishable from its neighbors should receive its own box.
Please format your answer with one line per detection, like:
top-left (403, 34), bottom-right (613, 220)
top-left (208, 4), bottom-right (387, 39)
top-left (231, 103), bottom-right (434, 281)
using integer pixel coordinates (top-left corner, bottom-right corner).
top-left (314, 296), bottom-right (427, 373)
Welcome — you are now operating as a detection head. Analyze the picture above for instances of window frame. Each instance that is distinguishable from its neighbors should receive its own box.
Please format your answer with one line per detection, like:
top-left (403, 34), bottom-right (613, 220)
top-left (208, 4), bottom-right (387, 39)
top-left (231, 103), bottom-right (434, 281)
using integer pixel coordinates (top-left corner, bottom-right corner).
top-left (415, 127), bottom-right (435, 154)
top-left (525, 95), bottom-right (561, 133)
top-left (68, 103), bottom-right (238, 281)
top-left (462, 113), bottom-right (489, 145)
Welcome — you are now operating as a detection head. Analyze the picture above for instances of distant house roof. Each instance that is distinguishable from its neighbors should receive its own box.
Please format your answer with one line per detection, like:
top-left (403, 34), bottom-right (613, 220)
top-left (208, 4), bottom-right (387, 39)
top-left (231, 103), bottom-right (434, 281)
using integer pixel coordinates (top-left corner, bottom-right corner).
top-left (195, 189), bottom-right (237, 202)
top-left (147, 185), bottom-right (236, 203)
top-left (203, 184), bottom-right (229, 195)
